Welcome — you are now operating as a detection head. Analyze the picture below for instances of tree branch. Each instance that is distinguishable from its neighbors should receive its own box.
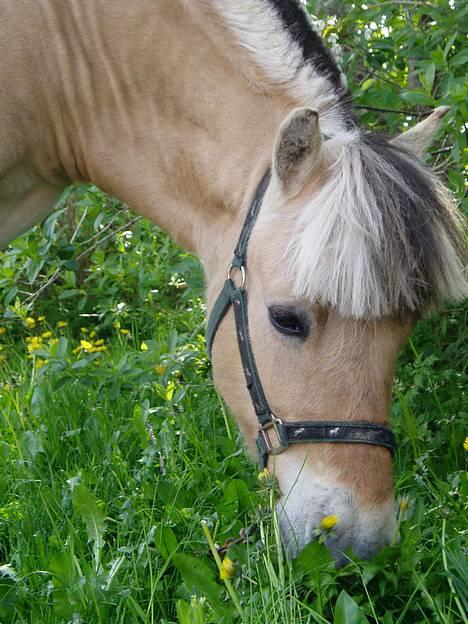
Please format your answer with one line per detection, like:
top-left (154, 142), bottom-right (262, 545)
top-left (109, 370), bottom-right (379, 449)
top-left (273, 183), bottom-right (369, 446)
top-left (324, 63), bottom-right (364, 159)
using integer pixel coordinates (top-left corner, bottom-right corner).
top-left (355, 104), bottom-right (427, 117)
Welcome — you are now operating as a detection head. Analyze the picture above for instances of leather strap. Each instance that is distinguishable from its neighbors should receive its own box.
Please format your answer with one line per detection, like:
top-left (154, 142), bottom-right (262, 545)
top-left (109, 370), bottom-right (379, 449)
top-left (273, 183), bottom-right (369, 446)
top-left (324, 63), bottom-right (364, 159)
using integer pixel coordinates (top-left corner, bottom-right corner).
top-left (206, 169), bottom-right (271, 355)
top-left (232, 170), bottom-right (272, 268)
top-left (256, 420), bottom-right (395, 469)
top-left (206, 280), bottom-right (233, 355)
top-left (231, 285), bottom-right (272, 427)
top-left (206, 168), bottom-right (397, 468)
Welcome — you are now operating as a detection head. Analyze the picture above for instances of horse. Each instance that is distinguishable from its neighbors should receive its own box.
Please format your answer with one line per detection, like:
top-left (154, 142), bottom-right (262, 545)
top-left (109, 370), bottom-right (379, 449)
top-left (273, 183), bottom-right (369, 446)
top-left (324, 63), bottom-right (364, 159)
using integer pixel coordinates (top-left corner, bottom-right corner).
top-left (0, 0), bottom-right (466, 563)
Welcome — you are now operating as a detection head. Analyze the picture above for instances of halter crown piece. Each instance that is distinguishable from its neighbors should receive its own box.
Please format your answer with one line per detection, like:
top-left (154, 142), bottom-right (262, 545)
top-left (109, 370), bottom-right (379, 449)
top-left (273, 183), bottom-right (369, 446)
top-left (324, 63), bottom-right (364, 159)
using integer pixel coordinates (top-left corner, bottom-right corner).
top-left (206, 170), bottom-right (396, 469)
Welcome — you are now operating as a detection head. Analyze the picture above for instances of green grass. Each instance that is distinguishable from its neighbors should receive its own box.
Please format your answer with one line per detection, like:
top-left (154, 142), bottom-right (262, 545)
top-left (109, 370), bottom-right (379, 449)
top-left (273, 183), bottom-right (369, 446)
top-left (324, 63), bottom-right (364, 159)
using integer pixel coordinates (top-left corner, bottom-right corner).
top-left (0, 192), bottom-right (466, 623)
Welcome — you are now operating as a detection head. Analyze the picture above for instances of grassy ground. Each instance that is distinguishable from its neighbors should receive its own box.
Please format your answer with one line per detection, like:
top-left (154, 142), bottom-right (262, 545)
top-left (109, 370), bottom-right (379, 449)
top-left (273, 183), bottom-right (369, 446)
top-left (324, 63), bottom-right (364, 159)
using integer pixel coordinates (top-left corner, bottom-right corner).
top-left (0, 189), bottom-right (466, 623)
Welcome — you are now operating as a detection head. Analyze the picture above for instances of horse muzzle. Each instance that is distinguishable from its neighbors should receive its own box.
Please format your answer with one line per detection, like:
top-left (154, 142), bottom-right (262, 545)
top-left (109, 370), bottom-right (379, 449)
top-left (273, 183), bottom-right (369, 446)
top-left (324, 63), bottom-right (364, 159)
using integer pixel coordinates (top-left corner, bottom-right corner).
top-left (276, 477), bottom-right (397, 564)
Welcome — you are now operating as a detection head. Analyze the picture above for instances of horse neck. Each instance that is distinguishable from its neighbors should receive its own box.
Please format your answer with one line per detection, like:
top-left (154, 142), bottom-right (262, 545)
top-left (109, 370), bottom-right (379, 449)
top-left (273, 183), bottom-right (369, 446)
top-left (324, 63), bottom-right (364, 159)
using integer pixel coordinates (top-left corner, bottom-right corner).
top-left (36, 1), bottom-right (296, 267)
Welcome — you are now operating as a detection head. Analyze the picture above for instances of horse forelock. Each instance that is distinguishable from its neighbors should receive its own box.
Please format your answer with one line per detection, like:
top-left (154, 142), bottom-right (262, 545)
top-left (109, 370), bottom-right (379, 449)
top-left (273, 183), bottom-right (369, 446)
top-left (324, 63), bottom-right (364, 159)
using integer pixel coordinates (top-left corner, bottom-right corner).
top-left (286, 132), bottom-right (467, 318)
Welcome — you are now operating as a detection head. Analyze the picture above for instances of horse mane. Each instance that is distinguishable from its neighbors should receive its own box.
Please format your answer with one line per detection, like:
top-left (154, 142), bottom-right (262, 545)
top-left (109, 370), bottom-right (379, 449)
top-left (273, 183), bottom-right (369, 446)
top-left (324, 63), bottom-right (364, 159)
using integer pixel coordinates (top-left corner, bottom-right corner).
top-left (186, 0), bottom-right (467, 317)
top-left (184, 0), bottom-right (353, 135)
top-left (286, 132), bottom-right (467, 318)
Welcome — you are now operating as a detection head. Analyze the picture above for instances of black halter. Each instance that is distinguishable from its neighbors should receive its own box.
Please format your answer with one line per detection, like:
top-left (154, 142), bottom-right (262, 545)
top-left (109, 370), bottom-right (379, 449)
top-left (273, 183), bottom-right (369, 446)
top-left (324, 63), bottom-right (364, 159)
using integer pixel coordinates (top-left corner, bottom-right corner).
top-left (206, 170), bottom-right (396, 469)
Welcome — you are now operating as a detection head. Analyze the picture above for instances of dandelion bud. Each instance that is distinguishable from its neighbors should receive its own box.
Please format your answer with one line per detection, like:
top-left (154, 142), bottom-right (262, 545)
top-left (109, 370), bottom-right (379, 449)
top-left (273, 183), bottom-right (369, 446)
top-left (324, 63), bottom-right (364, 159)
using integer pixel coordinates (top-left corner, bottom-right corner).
top-left (320, 514), bottom-right (339, 530)
top-left (220, 556), bottom-right (234, 580)
top-left (258, 468), bottom-right (271, 481)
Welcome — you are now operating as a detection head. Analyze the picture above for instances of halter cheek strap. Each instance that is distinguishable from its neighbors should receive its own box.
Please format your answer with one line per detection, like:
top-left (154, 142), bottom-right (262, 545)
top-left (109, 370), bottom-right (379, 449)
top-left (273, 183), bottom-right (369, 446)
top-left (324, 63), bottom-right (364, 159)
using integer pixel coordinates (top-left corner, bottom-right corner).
top-left (206, 169), bottom-right (396, 469)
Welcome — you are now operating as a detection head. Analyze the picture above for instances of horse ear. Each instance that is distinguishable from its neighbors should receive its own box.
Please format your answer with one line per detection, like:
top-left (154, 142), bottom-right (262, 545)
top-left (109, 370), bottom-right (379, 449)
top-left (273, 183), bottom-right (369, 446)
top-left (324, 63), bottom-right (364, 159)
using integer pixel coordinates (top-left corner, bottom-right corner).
top-left (273, 107), bottom-right (323, 197)
top-left (390, 106), bottom-right (450, 158)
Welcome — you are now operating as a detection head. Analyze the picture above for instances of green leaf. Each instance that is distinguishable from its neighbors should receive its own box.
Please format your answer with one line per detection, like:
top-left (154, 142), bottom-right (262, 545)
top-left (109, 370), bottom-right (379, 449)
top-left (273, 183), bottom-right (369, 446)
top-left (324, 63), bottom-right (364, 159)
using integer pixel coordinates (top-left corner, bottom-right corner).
top-left (58, 289), bottom-right (81, 299)
top-left (173, 554), bottom-right (232, 618)
top-left (220, 479), bottom-right (256, 516)
top-left (20, 431), bottom-right (45, 461)
top-left (56, 337), bottom-right (69, 359)
top-left (401, 91), bottom-right (435, 106)
top-left (361, 78), bottom-right (375, 92)
top-left (333, 590), bottom-right (369, 624)
top-left (177, 598), bottom-right (207, 624)
top-left (424, 63), bottom-right (435, 93)
top-left (4, 286), bottom-right (18, 306)
top-left (71, 483), bottom-right (107, 571)
top-left (293, 540), bottom-right (334, 578)
top-left (154, 524), bottom-right (179, 562)
top-left (449, 49), bottom-right (468, 66)
top-left (443, 33), bottom-right (458, 59)
top-left (133, 403), bottom-right (149, 448)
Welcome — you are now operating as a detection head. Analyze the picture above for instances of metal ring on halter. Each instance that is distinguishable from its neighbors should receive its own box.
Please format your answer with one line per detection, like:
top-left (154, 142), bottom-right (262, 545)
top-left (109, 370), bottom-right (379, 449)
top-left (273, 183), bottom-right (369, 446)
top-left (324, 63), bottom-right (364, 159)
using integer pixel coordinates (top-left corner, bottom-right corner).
top-left (260, 413), bottom-right (283, 430)
top-left (259, 414), bottom-right (287, 455)
top-left (227, 264), bottom-right (246, 289)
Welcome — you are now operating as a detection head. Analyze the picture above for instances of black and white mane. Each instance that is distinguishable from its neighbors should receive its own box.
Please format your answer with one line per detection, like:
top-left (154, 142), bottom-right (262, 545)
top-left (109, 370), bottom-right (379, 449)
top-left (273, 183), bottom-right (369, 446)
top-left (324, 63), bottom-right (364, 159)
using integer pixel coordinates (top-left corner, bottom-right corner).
top-left (190, 0), bottom-right (467, 317)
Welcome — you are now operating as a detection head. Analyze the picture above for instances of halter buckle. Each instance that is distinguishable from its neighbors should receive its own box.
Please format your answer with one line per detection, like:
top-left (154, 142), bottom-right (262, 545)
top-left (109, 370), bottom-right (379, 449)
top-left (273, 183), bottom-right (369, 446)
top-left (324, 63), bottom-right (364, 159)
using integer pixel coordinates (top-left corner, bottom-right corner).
top-left (259, 415), bottom-right (288, 456)
top-left (227, 264), bottom-right (246, 289)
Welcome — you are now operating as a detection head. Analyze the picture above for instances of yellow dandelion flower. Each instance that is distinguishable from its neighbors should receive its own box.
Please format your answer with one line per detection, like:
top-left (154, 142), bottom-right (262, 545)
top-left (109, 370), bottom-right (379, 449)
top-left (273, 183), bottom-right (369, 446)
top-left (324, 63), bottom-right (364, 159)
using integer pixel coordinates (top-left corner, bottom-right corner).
top-left (34, 358), bottom-right (48, 369)
top-left (0, 327), bottom-right (6, 335)
top-left (140, 342), bottom-right (149, 352)
top-left (41, 331), bottom-right (52, 339)
top-left (464, 437), bottom-right (468, 451)
top-left (25, 317), bottom-right (36, 328)
top-left (400, 496), bottom-right (409, 512)
top-left (119, 329), bottom-right (130, 335)
top-left (80, 340), bottom-right (93, 351)
top-left (38, 316), bottom-right (46, 322)
top-left (154, 364), bottom-right (166, 375)
top-left (94, 345), bottom-right (107, 352)
top-left (26, 337), bottom-right (42, 350)
top-left (258, 468), bottom-right (271, 481)
top-left (94, 339), bottom-right (105, 346)
top-left (320, 514), bottom-right (339, 531)
top-left (57, 321), bottom-right (68, 328)
top-left (220, 556), bottom-right (234, 581)
top-left (27, 342), bottom-right (42, 353)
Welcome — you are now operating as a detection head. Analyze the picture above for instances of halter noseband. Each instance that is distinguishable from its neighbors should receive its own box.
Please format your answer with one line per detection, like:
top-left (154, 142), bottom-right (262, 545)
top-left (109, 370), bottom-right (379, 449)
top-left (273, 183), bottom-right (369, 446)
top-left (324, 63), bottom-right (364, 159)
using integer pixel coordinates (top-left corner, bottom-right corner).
top-left (206, 170), bottom-right (396, 469)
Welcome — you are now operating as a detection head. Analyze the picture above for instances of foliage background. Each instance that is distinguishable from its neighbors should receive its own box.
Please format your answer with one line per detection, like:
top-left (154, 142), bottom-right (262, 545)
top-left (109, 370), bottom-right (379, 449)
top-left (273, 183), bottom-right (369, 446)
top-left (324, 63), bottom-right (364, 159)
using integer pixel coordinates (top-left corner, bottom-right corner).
top-left (0, 1), bottom-right (466, 622)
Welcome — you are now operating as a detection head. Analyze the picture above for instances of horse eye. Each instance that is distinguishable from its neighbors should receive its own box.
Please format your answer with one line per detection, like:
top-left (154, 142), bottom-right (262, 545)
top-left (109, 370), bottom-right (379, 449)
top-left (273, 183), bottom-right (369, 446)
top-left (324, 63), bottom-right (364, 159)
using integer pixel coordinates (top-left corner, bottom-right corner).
top-left (268, 306), bottom-right (310, 339)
